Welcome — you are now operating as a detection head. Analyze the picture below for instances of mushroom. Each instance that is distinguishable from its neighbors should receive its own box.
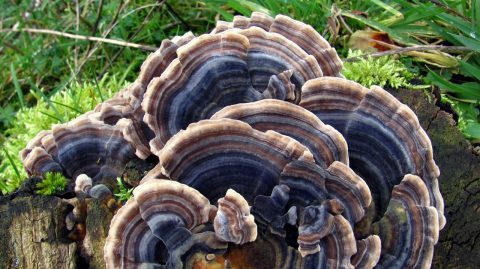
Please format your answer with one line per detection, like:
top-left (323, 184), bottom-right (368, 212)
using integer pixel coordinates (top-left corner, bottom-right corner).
top-left (104, 179), bottom-right (223, 268)
top-left (159, 118), bottom-right (313, 202)
top-left (21, 114), bottom-right (137, 190)
top-left (351, 235), bottom-right (381, 269)
top-left (156, 117), bottom-right (372, 262)
top-left (262, 69), bottom-right (296, 101)
top-left (142, 20), bottom-right (337, 152)
top-left (20, 12), bottom-right (444, 269)
top-left (298, 206), bottom-right (357, 268)
top-left (142, 32), bottom-right (260, 152)
top-left (371, 175), bottom-right (439, 268)
top-left (23, 146), bottom-right (63, 176)
top-left (212, 12), bottom-right (343, 77)
top-left (230, 26), bottom-right (323, 99)
top-left (297, 203), bottom-right (336, 256)
top-left (20, 130), bottom-right (51, 161)
top-left (279, 160), bottom-right (371, 225)
top-left (74, 174), bottom-right (93, 194)
top-left (90, 31), bottom-right (196, 159)
top-left (98, 31), bottom-right (195, 122)
top-left (252, 184), bottom-right (297, 236)
top-left (300, 77), bottom-right (445, 229)
top-left (211, 99), bottom-right (348, 167)
top-left (116, 118), bottom-right (152, 160)
top-left (129, 13), bottom-right (342, 162)
top-left (214, 189), bottom-right (257, 244)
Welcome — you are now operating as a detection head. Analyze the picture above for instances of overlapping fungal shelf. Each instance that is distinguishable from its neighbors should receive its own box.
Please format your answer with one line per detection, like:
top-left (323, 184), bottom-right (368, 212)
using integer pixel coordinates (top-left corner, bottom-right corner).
top-left (21, 114), bottom-right (137, 186)
top-left (21, 12), bottom-right (444, 269)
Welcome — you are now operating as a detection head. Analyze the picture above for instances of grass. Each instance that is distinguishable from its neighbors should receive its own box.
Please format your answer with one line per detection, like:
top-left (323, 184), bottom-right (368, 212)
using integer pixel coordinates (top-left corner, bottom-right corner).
top-left (338, 0), bottom-right (480, 142)
top-left (0, 0), bottom-right (218, 130)
top-left (0, 0), bottom-right (219, 194)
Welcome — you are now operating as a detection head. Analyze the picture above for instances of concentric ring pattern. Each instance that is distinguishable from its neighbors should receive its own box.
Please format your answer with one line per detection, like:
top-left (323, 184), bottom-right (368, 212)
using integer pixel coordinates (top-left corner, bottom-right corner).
top-left (21, 12), bottom-right (444, 269)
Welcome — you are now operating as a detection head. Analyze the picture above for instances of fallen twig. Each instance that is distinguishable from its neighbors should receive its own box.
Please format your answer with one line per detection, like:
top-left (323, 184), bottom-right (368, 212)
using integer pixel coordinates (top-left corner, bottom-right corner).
top-left (2, 28), bottom-right (157, 51)
top-left (98, 0), bottom-right (166, 79)
top-left (165, 2), bottom-right (191, 30)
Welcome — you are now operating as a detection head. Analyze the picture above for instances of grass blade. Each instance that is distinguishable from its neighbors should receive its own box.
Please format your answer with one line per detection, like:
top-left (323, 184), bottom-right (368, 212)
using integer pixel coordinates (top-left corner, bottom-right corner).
top-left (341, 11), bottom-right (417, 44)
top-left (93, 76), bottom-right (105, 103)
top-left (427, 70), bottom-right (480, 101)
top-left (448, 33), bottom-right (480, 52)
top-left (39, 111), bottom-right (63, 122)
top-left (436, 13), bottom-right (475, 36)
top-left (368, 0), bottom-right (403, 17)
top-left (2, 148), bottom-right (21, 182)
top-left (459, 60), bottom-right (480, 81)
top-left (474, 0), bottom-right (480, 33)
top-left (225, 0), bottom-right (252, 15)
top-left (10, 63), bottom-right (25, 108)
top-left (390, 1), bottom-right (442, 26)
top-left (49, 100), bottom-right (83, 114)
top-left (29, 80), bottom-right (65, 123)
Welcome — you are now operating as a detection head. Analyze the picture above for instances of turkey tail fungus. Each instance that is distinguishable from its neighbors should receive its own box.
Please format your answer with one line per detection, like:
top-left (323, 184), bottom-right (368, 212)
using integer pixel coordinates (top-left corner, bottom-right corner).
top-left (20, 12), bottom-right (444, 269)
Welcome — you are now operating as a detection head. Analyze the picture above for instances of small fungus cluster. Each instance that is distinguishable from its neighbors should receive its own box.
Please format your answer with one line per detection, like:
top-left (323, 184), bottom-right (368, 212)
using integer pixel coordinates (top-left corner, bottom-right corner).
top-left (21, 12), bottom-right (444, 269)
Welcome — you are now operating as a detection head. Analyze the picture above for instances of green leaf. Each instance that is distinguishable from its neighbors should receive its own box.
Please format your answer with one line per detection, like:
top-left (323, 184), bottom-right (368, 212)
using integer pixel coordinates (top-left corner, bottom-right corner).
top-left (210, 5), bottom-right (234, 21)
top-left (474, 0), bottom-right (480, 33)
top-left (39, 111), bottom-right (63, 122)
top-left (427, 21), bottom-right (459, 44)
top-left (368, 0), bottom-right (403, 23)
top-left (391, 4), bottom-right (442, 27)
top-left (463, 121), bottom-right (480, 139)
top-left (239, 1), bottom-right (273, 15)
top-left (225, 0), bottom-right (252, 15)
top-left (427, 71), bottom-right (480, 101)
top-left (436, 13), bottom-right (476, 37)
top-left (114, 177), bottom-right (134, 202)
top-left (341, 11), bottom-right (418, 45)
top-left (390, 25), bottom-right (438, 36)
top-left (459, 60), bottom-right (480, 81)
top-left (443, 97), bottom-right (480, 142)
top-left (448, 33), bottom-right (480, 52)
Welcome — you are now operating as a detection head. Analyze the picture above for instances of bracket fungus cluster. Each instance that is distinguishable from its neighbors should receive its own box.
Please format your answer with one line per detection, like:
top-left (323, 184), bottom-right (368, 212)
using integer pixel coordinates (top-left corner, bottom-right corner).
top-left (21, 12), bottom-right (444, 269)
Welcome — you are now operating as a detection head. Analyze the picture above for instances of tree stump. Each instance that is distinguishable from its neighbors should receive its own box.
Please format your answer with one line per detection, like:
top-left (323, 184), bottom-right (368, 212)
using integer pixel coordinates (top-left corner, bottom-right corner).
top-left (388, 88), bottom-right (480, 269)
top-left (0, 195), bottom-right (77, 269)
top-left (0, 88), bottom-right (478, 268)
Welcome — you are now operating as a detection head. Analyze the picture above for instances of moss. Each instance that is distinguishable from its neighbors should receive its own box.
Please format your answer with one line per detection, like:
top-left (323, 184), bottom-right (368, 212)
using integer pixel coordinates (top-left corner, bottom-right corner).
top-left (342, 50), bottom-right (415, 89)
top-left (83, 199), bottom-right (114, 268)
top-left (0, 76), bottom-right (126, 194)
top-left (36, 172), bottom-right (68, 196)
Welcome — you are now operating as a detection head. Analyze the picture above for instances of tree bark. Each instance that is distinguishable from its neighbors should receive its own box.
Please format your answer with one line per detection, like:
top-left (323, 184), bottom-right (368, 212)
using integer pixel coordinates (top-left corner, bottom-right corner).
top-left (388, 88), bottom-right (480, 269)
top-left (0, 195), bottom-right (77, 269)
